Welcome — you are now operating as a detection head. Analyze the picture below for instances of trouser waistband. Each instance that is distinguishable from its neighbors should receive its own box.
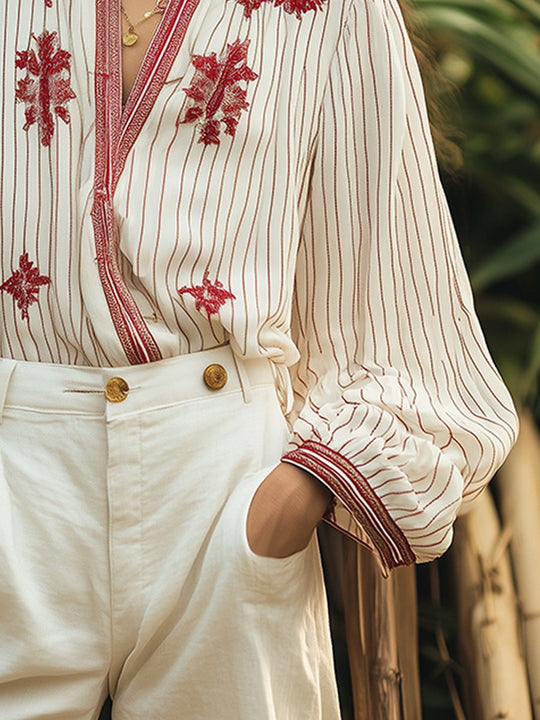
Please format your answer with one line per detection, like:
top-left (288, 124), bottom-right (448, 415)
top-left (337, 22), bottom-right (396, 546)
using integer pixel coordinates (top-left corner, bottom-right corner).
top-left (0, 345), bottom-right (275, 419)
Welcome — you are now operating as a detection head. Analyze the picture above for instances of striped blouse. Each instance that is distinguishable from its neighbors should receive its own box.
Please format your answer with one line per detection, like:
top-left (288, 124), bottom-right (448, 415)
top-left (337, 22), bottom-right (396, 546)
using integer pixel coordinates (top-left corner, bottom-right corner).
top-left (1, 0), bottom-right (518, 573)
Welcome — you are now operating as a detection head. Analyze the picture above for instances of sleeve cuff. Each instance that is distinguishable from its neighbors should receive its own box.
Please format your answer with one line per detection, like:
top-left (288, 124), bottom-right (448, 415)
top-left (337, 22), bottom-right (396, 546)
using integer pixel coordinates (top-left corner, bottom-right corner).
top-left (281, 440), bottom-right (416, 572)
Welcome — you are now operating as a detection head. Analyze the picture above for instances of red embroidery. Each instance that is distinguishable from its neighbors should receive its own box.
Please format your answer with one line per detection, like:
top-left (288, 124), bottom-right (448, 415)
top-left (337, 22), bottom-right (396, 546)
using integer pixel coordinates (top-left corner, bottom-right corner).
top-left (0, 253), bottom-right (51, 320)
top-left (180, 39), bottom-right (258, 145)
top-left (233, 0), bottom-right (325, 19)
top-left (15, 30), bottom-right (76, 147)
top-left (45, 0), bottom-right (53, 6)
top-left (178, 273), bottom-right (236, 315)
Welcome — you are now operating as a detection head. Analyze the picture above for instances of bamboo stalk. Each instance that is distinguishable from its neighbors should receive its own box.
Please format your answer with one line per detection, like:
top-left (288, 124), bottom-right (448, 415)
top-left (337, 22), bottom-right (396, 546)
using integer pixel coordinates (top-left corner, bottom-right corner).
top-left (393, 565), bottom-right (422, 720)
top-left (496, 411), bottom-right (540, 719)
top-left (429, 562), bottom-right (467, 720)
top-left (343, 542), bottom-right (421, 720)
top-left (451, 489), bottom-right (533, 720)
top-left (344, 544), bottom-right (401, 720)
top-left (343, 539), bottom-right (372, 719)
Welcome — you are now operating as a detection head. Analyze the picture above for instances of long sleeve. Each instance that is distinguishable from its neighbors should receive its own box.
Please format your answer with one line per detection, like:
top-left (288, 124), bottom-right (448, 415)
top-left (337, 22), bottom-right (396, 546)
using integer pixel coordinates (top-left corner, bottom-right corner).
top-left (281, 0), bottom-right (518, 574)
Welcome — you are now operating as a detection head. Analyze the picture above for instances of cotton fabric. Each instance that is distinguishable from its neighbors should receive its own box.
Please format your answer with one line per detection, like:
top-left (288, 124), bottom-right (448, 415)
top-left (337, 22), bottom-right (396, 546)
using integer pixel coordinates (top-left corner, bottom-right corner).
top-left (0, 346), bottom-right (341, 720)
top-left (0, 0), bottom-right (518, 572)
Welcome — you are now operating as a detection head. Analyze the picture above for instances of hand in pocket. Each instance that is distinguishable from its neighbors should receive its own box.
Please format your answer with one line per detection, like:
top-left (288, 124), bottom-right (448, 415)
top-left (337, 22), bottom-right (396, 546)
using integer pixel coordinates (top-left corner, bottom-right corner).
top-left (246, 462), bottom-right (334, 559)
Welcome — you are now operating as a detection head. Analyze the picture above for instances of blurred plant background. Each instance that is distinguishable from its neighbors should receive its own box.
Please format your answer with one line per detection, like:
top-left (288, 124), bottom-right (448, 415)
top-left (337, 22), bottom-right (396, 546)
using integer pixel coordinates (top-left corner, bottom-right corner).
top-left (412, 0), bottom-right (540, 716)
top-left (418, 0), bottom-right (540, 412)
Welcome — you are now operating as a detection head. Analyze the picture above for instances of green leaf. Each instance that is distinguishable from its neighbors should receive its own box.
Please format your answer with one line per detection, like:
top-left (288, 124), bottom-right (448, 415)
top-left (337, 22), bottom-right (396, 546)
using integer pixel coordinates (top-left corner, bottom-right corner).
top-left (417, 5), bottom-right (540, 96)
top-left (471, 222), bottom-right (540, 290)
top-left (503, 0), bottom-right (540, 23)
top-left (521, 321), bottom-right (540, 400)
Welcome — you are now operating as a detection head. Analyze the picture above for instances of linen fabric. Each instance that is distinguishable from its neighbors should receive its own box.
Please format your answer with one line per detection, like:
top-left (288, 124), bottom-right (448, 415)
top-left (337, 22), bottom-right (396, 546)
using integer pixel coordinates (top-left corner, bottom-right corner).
top-left (0, 346), bottom-right (341, 720)
top-left (0, 0), bottom-right (518, 572)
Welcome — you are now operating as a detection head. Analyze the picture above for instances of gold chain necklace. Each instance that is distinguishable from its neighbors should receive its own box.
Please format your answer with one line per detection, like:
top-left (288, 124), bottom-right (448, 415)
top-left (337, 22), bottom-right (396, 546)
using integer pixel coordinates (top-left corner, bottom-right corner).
top-left (120, 1), bottom-right (169, 47)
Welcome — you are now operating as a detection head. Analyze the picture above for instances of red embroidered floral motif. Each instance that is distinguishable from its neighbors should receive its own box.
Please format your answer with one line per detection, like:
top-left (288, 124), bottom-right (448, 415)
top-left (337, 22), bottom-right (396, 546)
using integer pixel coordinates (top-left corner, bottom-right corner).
top-left (44, 0), bottom-right (53, 6)
top-left (178, 274), bottom-right (236, 315)
top-left (15, 30), bottom-right (76, 147)
top-left (180, 39), bottom-right (258, 145)
top-left (0, 253), bottom-right (51, 320)
top-left (232, 0), bottom-right (325, 19)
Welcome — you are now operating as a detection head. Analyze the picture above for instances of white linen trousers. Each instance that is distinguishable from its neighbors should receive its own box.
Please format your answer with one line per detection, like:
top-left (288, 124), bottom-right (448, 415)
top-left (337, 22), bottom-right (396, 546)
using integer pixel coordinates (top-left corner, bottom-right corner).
top-left (0, 344), bottom-right (341, 720)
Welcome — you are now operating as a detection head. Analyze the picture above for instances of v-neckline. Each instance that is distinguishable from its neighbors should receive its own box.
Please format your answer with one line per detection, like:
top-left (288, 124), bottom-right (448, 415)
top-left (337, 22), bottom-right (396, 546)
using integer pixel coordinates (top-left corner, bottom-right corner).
top-left (90, 0), bottom-right (202, 365)
top-left (120, 5), bottom-right (166, 109)
top-left (94, 0), bottom-right (201, 189)
top-left (119, 0), bottom-right (178, 123)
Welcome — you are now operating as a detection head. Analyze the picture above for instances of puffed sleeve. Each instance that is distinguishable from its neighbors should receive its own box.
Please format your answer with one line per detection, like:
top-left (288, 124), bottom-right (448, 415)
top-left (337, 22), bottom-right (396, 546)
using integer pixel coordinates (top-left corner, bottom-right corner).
top-left (281, 0), bottom-right (519, 575)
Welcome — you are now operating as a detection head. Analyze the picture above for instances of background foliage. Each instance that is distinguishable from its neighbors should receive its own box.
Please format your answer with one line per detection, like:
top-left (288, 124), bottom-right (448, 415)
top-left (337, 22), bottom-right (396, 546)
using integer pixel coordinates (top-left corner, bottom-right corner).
top-left (417, 0), bottom-right (540, 411)
top-left (413, 0), bottom-right (540, 716)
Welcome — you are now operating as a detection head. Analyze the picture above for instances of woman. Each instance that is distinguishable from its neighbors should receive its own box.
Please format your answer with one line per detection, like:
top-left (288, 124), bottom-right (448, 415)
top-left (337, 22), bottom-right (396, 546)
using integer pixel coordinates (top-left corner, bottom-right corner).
top-left (0, 0), bottom-right (518, 717)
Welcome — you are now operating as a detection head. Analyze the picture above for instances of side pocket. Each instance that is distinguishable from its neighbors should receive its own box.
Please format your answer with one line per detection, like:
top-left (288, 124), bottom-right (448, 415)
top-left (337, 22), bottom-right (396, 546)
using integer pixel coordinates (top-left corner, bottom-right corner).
top-left (243, 466), bottom-right (316, 562)
top-left (231, 465), bottom-right (316, 594)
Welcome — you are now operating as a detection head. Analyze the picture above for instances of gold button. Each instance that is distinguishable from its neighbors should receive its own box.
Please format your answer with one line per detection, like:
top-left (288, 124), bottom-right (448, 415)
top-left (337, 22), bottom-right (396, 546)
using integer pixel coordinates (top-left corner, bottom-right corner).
top-left (203, 364), bottom-right (227, 390)
top-left (105, 377), bottom-right (129, 403)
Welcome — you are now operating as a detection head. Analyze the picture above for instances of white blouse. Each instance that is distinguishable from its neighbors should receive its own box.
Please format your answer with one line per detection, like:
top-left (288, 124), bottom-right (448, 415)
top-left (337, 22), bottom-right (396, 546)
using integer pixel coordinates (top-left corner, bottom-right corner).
top-left (0, 0), bottom-right (518, 573)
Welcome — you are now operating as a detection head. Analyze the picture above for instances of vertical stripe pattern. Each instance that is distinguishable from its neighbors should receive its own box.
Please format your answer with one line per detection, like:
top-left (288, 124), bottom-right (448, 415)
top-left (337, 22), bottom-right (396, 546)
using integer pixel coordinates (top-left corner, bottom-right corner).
top-left (0, 0), bottom-right (518, 570)
top-left (281, 0), bottom-right (518, 572)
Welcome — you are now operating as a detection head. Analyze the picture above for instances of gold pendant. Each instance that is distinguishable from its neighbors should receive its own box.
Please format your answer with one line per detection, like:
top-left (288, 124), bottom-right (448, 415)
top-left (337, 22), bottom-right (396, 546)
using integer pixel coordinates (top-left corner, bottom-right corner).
top-left (122, 29), bottom-right (139, 47)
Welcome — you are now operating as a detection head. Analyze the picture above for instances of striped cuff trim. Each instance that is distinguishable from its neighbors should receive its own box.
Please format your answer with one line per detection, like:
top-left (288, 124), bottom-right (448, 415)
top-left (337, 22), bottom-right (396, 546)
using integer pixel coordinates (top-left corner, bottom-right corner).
top-left (282, 440), bottom-right (415, 570)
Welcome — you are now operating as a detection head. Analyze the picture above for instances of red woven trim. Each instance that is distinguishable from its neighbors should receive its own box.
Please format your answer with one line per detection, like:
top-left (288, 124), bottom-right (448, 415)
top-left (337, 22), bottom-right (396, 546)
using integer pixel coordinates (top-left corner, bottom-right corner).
top-left (118, 0), bottom-right (201, 171)
top-left (89, 197), bottom-right (162, 364)
top-left (92, 0), bottom-right (203, 364)
top-left (282, 441), bottom-right (416, 570)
